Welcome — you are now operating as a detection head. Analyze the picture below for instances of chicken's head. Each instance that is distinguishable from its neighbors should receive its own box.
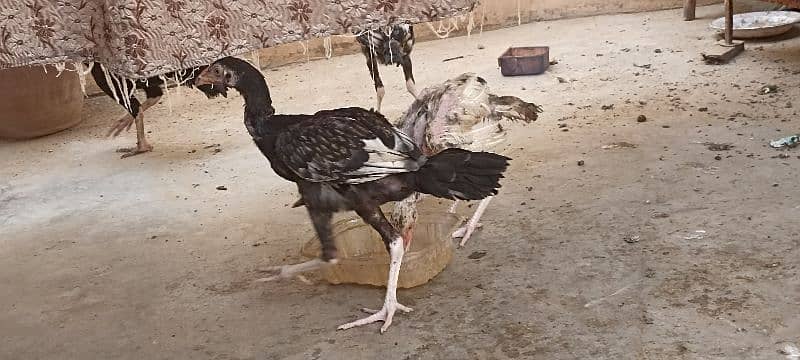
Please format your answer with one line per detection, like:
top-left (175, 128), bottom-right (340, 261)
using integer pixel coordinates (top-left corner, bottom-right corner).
top-left (190, 65), bottom-right (227, 98)
top-left (195, 59), bottom-right (240, 90)
top-left (196, 57), bottom-right (273, 111)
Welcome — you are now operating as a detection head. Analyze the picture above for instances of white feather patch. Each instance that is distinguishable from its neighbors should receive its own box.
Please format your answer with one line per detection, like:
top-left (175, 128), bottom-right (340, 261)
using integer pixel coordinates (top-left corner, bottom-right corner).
top-left (343, 137), bottom-right (417, 184)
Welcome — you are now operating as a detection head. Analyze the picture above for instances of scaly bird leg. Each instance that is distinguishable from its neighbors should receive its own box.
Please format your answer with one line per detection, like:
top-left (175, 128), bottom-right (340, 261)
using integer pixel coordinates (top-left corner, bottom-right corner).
top-left (339, 206), bottom-right (413, 333)
top-left (108, 96), bottom-right (160, 138)
top-left (401, 56), bottom-right (417, 99)
top-left (255, 209), bottom-right (336, 284)
top-left (107, 113), bottom-right (135, 138)
top-left (255, 258), bottom-right (331, 283)
top-left (117, 112), bottom-right (153, 158)
top-left (365, 54), bottom-right (385, 113)
top-left (115, 96), bottom-right (159, 158)
top-left (405, 79), bottom-right (417, 100)
top-left (455, 196), bottom-right (493, 247)
top-left (139, 96), bottom-right (161, 112)
top-left (338, 237), bottom-right (412, 333)
top-left (376, 86), bottom-right (385, 113)
top-left (452, 224), bottom-right (481, 239)
top-left (448, 200), bottom-right (459, 214)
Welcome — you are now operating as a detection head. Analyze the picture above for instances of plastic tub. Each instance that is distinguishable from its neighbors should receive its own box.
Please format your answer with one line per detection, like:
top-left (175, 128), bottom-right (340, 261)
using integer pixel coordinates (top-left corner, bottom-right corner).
top-left (301, 210), bottom-right (461, 288)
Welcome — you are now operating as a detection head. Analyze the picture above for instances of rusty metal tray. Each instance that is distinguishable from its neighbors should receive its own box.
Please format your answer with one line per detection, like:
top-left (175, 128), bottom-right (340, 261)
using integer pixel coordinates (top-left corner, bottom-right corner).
top-left (498, 46), bottom-right (550, 76)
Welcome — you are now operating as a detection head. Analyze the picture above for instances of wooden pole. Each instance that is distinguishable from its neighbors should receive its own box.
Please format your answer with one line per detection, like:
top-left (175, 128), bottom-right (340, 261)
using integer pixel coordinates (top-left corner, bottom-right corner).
top-left (724, 0), bottom-right (734, 45)
top-left (683, 0), bottom-right (697, 21)
top-left (700, 0), bottom-right (743, 64)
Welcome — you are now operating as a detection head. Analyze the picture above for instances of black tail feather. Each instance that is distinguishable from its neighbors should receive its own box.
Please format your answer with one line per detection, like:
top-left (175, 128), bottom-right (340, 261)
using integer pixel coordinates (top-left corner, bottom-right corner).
top-left (413, 148), bottom-right (510, 201)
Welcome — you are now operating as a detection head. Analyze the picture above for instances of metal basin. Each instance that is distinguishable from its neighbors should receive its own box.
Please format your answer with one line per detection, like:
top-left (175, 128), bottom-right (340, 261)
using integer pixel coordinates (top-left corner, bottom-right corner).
top-left (710, 11), bottom-right (800, 39)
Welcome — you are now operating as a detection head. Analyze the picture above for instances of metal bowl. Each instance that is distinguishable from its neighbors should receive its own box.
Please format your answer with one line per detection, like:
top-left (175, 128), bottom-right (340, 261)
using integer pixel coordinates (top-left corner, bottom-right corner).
top-left (498, 46), bottom-right (550, 76)
top-left (710, 11), bottom-right (800, 39)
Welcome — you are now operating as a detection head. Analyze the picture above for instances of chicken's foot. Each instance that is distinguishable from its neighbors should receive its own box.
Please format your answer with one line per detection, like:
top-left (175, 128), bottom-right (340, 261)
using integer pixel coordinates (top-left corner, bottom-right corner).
top-left (112, 96), bottom-right (160, 158)
top-left (338, 237), bottom-right (412, 333)
top-left (116, 112), bottom-right (153, 158)
top-left (452, 222), bottom-right (482, 239)
top-left (107, 113), bottom-right (135, 138)
top-left (116, 143), bottom-right (153, 159)
top-left (254, 258), bottom-right (331, 283)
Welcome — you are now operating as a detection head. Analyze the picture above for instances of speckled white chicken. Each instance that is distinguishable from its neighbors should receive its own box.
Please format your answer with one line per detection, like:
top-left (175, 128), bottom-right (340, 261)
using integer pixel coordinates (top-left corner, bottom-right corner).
top-left (390, 73), bottom-right (541, 247)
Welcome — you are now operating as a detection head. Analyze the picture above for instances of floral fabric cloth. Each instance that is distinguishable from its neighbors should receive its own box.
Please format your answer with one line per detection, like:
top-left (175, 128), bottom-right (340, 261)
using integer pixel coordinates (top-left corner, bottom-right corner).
top-left (0, 0), bottom-right (477, 79)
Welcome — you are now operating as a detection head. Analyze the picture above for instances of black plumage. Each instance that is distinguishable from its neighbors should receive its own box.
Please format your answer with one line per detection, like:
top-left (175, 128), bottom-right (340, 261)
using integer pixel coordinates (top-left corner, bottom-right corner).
top-left (195, 57), bottom-right (510, 333)
top-left (356, 24), bottom-right (417, 112)
top-left (90, 64), bottom-right (226, 158)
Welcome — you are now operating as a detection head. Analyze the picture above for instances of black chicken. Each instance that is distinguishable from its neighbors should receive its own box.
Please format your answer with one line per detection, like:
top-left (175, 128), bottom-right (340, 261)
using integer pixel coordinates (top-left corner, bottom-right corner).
top-left (90, 64), bottom-right (226, 158)
top-left (356, 24), bottom-right (417, 112)
top-left (195, 57), bottom-right (510, 333)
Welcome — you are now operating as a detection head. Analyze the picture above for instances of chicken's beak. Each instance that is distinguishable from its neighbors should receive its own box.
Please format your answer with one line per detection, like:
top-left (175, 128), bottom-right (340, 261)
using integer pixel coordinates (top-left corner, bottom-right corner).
top-left (196, 84), bottom-right (227, 99)
top-left (194, 68), bottom-right (220, 87)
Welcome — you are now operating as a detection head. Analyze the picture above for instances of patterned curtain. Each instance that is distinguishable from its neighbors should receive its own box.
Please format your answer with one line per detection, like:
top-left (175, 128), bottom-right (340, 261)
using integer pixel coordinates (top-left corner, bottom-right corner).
top-left (0, 0), bottom-right (477, 79)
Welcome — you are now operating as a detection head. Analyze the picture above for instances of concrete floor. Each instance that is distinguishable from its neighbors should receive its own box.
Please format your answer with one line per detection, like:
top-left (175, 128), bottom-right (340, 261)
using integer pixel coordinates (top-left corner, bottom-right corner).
top-left (2, 5), bottom-right (800, 359)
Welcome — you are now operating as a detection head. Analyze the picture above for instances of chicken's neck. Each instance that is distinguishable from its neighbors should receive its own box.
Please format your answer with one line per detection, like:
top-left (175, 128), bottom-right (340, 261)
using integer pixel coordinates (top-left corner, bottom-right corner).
top-left (237, 72), bottom-right (275, 138)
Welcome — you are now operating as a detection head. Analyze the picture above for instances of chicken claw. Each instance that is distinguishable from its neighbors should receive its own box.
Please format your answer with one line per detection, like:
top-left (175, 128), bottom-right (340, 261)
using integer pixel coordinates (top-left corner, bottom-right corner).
top-left (338, 239), bottom-right (411, 333)
top-left (107, 114), bottom-right (135, 138)
top-left (254, 259), bottom-right (328, 283)
top-left (451, 222), bottom-right (482, 239)
top-left (116, 142), bottom-right (153, 159)
top-left (337, 299), bottom-right (413, 333)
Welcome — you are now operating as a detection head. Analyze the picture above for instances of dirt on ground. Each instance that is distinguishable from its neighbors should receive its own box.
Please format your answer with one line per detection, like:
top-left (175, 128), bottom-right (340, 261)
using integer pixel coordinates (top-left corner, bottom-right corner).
top-left (2, 5), bottom-right (800, 360)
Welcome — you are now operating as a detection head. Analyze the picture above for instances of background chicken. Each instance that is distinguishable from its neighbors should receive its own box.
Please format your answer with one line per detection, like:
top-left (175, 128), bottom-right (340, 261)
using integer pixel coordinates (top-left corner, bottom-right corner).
top-left (391, 73), bottom-right (541, 247)
top-left (356, 23), bottom-right (417, 112)
top-left (90, 64), bottom-right (226, 158)
top-left (195, 57), bottom-right (510, 333)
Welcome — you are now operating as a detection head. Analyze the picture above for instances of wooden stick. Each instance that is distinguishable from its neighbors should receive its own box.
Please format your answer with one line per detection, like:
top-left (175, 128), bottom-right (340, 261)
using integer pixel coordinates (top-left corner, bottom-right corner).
top-left (724, 0), bottom-right (734, 45)
top-left (683, 0), bottom-right (697, 21)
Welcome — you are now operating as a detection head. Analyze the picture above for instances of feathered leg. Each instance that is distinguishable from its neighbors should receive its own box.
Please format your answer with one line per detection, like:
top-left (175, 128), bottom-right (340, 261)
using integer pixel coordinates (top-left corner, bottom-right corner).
top-left (91, 63), bottom-right (146, 151)
top-left (255, 208), bottom-right (336, 283)
top-left (454, 196), bottom-right (492, 247)
top-left (366, 56), bottom-right (385, 112)
top-left (94, 70), bottom-right (140, 139)
top-left (339, 205), bottom-right (413, 333)
top-left (401, 56), bottom-right (417, 100)
top-left (389, 192), bottom-right (421, 248)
